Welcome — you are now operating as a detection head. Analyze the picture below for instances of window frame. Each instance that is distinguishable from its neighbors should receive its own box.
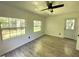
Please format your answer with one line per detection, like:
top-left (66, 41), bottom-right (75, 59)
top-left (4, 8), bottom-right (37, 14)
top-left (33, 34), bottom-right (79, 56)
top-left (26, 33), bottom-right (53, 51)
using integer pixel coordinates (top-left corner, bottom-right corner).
top-left (33, 20), bottom-right (42, 32)
top-left (0, 17), bottom-right (26, 40)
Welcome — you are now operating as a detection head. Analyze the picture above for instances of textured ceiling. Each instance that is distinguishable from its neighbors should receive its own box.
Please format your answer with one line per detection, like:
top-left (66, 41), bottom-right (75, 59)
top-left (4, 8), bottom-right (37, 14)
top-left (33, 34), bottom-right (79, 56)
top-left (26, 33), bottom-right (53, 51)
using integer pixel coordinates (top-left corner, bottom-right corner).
top-left (1, 1), bottom-right (79, 16)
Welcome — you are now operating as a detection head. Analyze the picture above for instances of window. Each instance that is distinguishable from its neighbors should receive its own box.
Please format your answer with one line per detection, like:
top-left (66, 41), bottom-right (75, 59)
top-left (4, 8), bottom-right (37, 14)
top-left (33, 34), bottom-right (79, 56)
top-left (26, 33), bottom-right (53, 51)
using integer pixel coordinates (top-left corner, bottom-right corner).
top-left (66, 19), bottom-right (75, 30)
top-left (33, 20), bottom-right (42, 32)
top-left (0, 17), bottom-right (26, 40)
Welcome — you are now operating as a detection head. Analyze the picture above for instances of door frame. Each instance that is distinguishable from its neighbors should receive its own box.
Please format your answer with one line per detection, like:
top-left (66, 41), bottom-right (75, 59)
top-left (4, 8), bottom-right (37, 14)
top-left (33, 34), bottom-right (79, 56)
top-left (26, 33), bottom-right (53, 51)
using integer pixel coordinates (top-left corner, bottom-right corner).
top-left (64, 18), bottom-right (77, 40)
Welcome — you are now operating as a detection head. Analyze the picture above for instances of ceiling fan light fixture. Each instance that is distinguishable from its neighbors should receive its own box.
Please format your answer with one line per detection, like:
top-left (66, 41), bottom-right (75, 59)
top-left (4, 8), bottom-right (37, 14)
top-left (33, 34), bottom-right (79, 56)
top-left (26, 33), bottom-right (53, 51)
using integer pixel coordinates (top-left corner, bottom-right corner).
top-left (49, 9), bottom-right (53, 12)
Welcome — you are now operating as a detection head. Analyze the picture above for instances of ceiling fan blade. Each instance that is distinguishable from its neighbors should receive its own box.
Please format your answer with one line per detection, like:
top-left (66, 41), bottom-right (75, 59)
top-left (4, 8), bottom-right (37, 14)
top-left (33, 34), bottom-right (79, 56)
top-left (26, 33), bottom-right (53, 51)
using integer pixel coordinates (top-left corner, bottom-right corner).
top-left (52, 4), bottom-right (64, 9)
top-left (41, 8), bottom-right (48, 11)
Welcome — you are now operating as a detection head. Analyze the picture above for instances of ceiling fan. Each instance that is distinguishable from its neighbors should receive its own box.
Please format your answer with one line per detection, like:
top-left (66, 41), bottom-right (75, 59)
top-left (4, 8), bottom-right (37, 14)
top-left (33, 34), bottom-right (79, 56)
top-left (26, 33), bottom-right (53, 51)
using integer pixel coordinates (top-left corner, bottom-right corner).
top-left (41, 1), bottom-right (64, 12)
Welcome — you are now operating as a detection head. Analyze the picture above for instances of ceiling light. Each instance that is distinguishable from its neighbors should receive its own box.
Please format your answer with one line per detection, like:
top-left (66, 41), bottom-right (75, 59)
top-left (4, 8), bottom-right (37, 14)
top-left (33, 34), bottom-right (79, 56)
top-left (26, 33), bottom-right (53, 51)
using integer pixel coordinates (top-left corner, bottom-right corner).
top-left (49, 9), bottom-right (53, 12)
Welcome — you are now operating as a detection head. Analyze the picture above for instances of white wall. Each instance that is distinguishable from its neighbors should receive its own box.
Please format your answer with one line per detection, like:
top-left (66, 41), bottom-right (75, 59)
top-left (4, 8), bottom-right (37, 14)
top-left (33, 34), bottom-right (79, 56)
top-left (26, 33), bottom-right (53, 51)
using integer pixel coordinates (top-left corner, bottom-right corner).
top-left (45, 12), bottom-right (79, 38)
top-left (0, 3), bottom-right (45, 56)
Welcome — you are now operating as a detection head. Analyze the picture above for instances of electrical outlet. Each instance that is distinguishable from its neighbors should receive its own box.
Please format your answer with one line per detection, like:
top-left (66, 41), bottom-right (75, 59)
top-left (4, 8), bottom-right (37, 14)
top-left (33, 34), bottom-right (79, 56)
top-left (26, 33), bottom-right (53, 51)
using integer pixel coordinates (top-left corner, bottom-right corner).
top-left (59, 33), bottom-right (61, 35)
top-left (28, 36), bottom-right (30, 39)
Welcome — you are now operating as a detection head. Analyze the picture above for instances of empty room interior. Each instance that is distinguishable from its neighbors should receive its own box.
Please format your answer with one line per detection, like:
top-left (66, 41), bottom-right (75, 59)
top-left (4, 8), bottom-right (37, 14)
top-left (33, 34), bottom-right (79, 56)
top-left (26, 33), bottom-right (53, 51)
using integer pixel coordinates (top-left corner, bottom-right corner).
top-left (0, 1), bottom-right (79, 57)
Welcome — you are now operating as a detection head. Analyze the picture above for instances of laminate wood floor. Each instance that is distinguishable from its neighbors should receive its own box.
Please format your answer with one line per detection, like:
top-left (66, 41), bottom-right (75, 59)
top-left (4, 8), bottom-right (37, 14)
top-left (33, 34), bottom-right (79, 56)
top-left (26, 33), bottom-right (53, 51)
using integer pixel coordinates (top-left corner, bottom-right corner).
top-left (4, 35), bottom-right (79, 57)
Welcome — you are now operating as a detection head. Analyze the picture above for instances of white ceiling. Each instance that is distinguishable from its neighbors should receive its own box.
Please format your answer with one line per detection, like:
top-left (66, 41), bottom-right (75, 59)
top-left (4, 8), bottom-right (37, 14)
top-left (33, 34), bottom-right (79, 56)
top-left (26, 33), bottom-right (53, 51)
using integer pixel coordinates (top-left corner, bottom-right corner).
top-left (1, 1), bottom-right (79, 16)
